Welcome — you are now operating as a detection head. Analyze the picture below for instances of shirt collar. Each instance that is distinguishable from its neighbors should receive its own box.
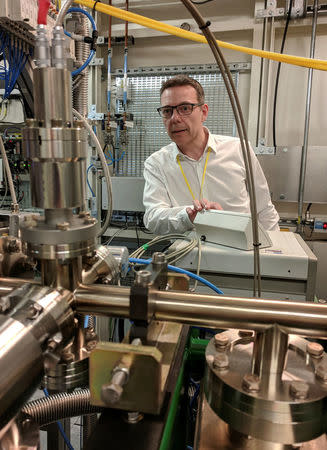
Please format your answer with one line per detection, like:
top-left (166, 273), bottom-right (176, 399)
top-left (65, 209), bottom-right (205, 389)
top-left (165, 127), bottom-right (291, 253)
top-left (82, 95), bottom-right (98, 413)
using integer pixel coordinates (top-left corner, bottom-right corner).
top-left (172, 127), bottom-right (217, 162)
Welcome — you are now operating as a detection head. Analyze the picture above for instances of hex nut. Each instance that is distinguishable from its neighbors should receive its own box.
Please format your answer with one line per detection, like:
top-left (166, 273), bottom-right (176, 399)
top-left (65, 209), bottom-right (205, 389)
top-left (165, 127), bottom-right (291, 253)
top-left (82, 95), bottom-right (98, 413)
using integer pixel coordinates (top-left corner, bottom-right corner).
top-left (315, 362), bottom-right (327, 382)
top-left (290, 381), bottom-right (309, 400)
top-left (56, 222), bottom-right (69, 231)
top-left (307, 342), bottom-right (324, 358)
top-left (214, 333), bottom-right (229, 349)
top-left (101, 383), bottom-right (123, 405)
top-left (242, 374), bottom-right (261, 393)
top-left (213, 353), bottom-right (229, 370)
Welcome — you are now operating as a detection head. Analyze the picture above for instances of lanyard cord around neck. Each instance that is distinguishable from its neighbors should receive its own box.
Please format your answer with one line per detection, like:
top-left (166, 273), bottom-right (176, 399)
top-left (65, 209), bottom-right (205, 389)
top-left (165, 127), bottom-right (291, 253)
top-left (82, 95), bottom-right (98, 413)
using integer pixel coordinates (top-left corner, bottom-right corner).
top-left (176, 147), bottom-right (212, 201)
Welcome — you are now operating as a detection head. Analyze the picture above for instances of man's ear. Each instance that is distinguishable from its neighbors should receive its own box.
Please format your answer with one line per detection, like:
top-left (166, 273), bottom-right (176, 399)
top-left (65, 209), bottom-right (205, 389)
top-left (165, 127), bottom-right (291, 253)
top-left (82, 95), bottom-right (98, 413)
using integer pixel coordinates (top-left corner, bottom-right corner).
top-left (201, 103), bottom-right (209, 122)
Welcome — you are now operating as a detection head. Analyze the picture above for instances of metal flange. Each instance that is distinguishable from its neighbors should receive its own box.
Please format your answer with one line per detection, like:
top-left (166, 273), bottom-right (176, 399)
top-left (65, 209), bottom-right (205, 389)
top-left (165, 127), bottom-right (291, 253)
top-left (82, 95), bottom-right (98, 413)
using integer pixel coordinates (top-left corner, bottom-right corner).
top-left (204, 330), bottom-right (327, 445)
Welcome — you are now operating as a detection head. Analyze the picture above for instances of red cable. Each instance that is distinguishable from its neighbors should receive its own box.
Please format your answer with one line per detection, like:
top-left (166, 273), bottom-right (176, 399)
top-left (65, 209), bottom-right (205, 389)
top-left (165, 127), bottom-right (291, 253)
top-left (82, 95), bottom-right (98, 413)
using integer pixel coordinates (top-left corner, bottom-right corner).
top-left (38, 0), bottom-right (51, 25)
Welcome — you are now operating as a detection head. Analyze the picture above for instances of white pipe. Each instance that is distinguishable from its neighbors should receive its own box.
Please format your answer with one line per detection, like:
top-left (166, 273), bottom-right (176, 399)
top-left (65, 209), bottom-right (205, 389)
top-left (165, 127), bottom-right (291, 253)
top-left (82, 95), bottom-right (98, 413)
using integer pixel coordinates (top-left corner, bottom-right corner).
top-left (0, 135), bottom-right (18, 207)
top-left (72, 108), bottom-right (113, 236)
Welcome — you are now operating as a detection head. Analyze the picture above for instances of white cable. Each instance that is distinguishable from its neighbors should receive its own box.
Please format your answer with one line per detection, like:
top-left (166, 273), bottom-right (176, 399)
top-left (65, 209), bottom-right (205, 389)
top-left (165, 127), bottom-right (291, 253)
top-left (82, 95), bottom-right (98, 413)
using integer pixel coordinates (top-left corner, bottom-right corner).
top-left (0, 170), bottom-right (8, 209)
top-left (72, 108), bottom-right (113, 236)
top-left (55, 0), bottom-right (75, 27)
top-left (0, 135), bottom-right (18, 206)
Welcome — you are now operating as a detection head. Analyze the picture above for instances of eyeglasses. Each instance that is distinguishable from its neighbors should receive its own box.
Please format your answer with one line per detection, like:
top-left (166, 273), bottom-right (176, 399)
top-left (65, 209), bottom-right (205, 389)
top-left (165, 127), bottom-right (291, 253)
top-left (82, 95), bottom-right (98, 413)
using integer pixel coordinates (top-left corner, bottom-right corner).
top-left (157, 102), bottom-right (203, 119)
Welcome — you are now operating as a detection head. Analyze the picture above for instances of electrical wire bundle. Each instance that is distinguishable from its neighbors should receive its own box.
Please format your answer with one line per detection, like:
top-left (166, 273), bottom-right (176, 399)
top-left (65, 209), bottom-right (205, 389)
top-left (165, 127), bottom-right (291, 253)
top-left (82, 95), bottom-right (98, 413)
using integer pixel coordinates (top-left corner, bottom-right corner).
top-left (0, 31), bottom-right (31, 106)
top-left (130, 233), bottom-right (198, 264)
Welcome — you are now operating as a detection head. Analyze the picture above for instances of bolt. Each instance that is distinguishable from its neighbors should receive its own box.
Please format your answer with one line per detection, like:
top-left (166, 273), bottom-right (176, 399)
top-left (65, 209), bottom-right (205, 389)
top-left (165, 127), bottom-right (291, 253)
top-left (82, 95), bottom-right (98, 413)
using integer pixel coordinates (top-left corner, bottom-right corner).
top-left (238, 330), bottom-right (253, 338)
top-left (206, 354), bottom-right (214, 365)
top-left (152, 252), bottom-right (166, 266)
top-left (307, 342), bottom-right (324, 358)
top-left (279, 8), bottom-right (284, 14)
top-left (26, 303), bottom-right (43, 319)
top-left (280, 194), bottom-right (286, 200)
top-left (56, 222), bottom-right (69, 231)
top-left (101, 383), bottom-right (124, 405)
top-left (85, 328), bottom-right (97, 341)
top-left (268, 10), bottom-right (273, 15)
top-left (101, 369), bottom-right (129, 405)
top-left (135, 270), bottom-right (151, 287)
top-left (214, 333), bottom-right (229, 349)
top-left (86, 340), bottom-right (97, 351)
top-left (213, 353), bottom-right (229, 370)
top-left (315, 361), bottom-right (327, 382)
top-left (242, 374), bottom-right (261, 393)
top-left (84, 217), bottom-right (97, 225)
top-left (289, 381), bottom-right (309, 400)
top-left (47, 332), bottom-right (63, 350)
top-left (126, 411), bottom-right (143, 424)
top-left (0, 297), bottom-right (10, 313)
top-left (61, 351), bottom-right (74, 363)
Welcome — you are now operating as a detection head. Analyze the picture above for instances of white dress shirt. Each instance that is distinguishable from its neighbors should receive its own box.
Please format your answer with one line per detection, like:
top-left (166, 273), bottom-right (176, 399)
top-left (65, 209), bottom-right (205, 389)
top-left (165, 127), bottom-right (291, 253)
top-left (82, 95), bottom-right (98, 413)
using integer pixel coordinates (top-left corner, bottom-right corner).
top-left (143, 129), bottom-right (280, 235)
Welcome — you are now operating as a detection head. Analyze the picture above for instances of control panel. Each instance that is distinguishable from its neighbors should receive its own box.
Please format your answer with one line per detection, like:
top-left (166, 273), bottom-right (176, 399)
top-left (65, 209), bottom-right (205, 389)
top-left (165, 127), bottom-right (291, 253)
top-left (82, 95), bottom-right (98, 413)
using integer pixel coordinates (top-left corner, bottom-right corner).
top-left (313, 218), bottom-right (327, 232)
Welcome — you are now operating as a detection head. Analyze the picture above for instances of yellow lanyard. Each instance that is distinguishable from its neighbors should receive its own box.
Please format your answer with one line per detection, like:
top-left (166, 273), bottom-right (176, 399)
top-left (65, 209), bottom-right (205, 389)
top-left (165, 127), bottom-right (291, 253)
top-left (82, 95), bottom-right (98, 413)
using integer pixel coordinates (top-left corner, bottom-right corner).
top-left (177, 147), bottom-right (212, 201)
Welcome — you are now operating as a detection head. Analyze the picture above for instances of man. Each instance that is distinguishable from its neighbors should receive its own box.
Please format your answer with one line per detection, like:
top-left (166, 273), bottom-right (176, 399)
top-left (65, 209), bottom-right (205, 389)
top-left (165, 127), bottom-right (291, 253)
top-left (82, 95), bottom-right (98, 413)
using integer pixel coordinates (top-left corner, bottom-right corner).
top-left (143, 75), bottom-right (279, 235)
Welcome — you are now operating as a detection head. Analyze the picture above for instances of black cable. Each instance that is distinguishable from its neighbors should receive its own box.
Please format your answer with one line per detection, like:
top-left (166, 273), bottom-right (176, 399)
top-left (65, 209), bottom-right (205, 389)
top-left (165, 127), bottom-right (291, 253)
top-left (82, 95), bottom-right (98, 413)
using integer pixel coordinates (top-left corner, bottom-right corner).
top-left (191, 0), bottom-right (214, 4)
top-left (272, 1), bottom-right (293, 149)
top-left (118, 318), bottom-right (125, 342)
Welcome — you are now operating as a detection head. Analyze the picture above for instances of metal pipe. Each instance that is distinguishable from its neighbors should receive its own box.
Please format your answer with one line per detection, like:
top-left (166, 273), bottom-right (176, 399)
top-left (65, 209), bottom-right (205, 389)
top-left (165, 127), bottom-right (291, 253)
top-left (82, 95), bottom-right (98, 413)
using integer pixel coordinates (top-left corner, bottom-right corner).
top-left (74, 285), bottom-right (327, 338)
top-left (55, 0), bottom-right (75, 27)
top-left (297, 0), bottom-right (319, 231)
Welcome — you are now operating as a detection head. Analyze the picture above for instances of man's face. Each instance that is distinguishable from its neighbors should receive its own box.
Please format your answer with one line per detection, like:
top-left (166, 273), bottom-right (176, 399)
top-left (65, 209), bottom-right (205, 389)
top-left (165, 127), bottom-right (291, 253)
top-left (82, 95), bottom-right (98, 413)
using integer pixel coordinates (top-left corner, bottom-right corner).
top-left (160, 85), bottom-right (209, 148)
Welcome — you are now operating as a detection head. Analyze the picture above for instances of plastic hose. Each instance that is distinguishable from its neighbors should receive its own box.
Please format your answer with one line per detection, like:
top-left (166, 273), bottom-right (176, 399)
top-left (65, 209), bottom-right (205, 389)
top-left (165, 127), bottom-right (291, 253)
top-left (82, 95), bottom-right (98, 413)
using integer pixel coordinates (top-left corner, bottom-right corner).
top-left (129, 257), bottom-right (224, 295)
top-left (64, 7), bottom-right (96, 76)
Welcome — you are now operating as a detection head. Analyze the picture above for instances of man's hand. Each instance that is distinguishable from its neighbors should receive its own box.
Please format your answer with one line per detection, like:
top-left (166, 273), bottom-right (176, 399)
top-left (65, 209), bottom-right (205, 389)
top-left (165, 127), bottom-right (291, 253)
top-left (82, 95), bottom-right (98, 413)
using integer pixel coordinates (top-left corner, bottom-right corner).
top-left (186, 198), bottom-right (223, 223)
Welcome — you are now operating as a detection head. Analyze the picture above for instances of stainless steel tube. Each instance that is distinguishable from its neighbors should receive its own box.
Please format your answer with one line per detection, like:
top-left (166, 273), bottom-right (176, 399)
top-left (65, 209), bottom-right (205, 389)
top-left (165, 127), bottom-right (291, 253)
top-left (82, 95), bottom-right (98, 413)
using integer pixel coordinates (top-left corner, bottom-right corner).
top-left (74, 285), bottom-right (327, 338)
top-left (0, 285), bottom-right (74, 429)
top-left (297, 0), bottom-right (319, 230)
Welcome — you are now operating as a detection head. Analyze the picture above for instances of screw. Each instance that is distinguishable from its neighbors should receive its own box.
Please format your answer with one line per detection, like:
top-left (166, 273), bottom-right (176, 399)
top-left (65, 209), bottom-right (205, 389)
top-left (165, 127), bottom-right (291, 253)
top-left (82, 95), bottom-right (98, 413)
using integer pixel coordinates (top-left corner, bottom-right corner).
top-left (290, 381), bottom-right (309, 400)
top-left (280, 194), bottom-right (286, 200)
top-left (213, 353), bottom-right (229, 370)
top-left (242, 374), bottom-right (261, 393)
top-left (56, 222), bottom-right (69, 231)
top-left (307, 342), bottom-right (324, 358)
top-left (315, 361), bottom-right (327, 382)
top-left (279, 8), bottom-right (284, 14)
top-left (135, 270), bottom-right (151, 287)
top-left (214, 333), bottom-right (229, 349)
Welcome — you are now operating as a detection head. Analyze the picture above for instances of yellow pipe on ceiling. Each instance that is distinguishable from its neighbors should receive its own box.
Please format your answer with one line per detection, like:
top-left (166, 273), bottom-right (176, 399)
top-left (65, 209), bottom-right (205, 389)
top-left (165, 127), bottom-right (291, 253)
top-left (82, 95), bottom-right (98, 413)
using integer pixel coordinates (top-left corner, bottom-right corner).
top-left (74, 0), bottom-right (327, 71)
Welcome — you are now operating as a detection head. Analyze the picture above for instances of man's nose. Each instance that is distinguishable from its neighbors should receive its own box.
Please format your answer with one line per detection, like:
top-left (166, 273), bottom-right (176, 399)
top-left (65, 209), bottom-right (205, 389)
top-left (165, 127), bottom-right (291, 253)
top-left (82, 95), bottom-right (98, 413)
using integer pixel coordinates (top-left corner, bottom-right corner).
top-left (170, 108), bottom-right (182, 121)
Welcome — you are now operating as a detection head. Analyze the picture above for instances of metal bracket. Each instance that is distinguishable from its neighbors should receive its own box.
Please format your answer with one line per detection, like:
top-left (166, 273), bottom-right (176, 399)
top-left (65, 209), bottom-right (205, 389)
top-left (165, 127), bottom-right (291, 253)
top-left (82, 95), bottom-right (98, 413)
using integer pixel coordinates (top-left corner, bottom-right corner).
top-left (255, 139), bottom-right (275, 155)
top-left (90, 57), bottom-right (104, 66)
top-left (88, 104), bottom-right (104, 120)
top-left (289, 0), bottom-right (307, 19)
top-left (256, 0), bottom-right (285, 18)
